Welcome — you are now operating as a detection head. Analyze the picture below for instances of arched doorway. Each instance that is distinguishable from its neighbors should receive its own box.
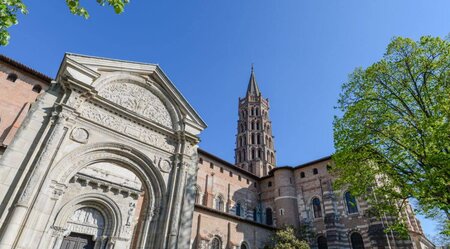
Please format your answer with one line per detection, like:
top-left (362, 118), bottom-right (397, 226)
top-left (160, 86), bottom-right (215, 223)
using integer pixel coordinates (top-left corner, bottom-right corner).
top-left (61, 207), bottom-right (105, 249)
top-left (350, 232), bottom-right (365, 249)
top-left (317, 236), bottom-right (328, 249)
top-left (45, 144), bottom-right (167, 249)
top-left (210, 236), bottom-right (222, 249)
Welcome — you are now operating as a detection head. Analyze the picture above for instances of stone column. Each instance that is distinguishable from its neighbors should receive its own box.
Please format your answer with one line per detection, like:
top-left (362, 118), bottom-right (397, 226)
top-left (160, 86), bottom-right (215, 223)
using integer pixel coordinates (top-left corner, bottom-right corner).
top-left (167, 158), bottom-right (189, 248)
top-left (137, 205), bottom-right (159, 248)
top-left (0, 110), bottom-right (68, 249)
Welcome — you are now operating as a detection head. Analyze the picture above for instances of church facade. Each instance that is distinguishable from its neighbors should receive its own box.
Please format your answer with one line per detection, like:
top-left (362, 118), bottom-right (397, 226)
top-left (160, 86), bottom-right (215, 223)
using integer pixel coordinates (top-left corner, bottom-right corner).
top-left (0, 54), bottom-right (434, 249)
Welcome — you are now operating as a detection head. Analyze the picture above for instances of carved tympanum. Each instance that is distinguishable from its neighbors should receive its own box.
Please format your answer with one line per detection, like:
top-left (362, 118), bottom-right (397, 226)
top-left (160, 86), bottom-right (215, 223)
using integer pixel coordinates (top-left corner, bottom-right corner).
top-left (99, 82), bottom-right (172, 128)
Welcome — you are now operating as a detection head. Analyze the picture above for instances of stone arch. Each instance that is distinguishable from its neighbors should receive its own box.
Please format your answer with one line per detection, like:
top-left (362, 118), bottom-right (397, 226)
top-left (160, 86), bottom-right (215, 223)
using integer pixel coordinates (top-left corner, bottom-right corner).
top-left (92, 72), bottom-right (182, 130)
top-left (209, 234), bottom-right (224, 249)
top-left (317, 235), bottom-right (328, 249)
top-left (46, 142), bottom-right (167, 247)
top-left (347, 229), bottom-right (366, 249)
top-left (53, 193), bottom-right (122, 237)
top-left (214, 194), bottom-right (225, 211)
top-left (51, 142), bottom-right (165, 197)
top-left (310, 196), bottom-right (323, 218)
top-left (240, 241), bottom-right (250, 249)
top-left (344, 191), bottom-right (359, 214)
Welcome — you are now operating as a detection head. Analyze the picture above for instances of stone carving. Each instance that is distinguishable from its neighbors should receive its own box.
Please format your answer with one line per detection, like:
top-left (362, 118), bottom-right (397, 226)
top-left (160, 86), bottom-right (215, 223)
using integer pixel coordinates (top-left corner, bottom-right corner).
top-left (126, 203), bottom-right (136, 226)
top-left (159, 159), bottom-right (172, 173)
top-left (80, 103), bottom-right (176, 152)
top-left (99, 82), bottom-right (172, 128)
top-left (70, 127), bottom-right (89, 143)
top-left (69, 207), bottom-right (105, 228)
top-left (67, 207), bottom-right (105, 236)
top-left (50, 226), bottom-right (69, 237)
top-left (18, 121), bottom-right (67, 205)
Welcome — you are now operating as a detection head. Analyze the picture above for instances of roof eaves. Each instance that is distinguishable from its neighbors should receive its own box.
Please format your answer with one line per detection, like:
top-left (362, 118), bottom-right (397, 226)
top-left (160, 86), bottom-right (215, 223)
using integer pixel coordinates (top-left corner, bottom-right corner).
top-left (198, 148), bottom-right (259, 180)
top-left (0, 54), bottom-right (52, 83)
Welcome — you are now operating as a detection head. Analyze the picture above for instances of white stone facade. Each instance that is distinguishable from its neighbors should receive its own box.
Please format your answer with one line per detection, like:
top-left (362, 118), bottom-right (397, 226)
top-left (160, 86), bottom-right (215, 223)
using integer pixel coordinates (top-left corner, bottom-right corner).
top-left (0, 54), bottom-right (206, 249)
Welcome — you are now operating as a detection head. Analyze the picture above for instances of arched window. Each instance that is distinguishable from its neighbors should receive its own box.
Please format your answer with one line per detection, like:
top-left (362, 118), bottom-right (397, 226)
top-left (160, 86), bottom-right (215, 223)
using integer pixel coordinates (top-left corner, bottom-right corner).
top-left (257, 134), bottom-right (261, 144)
top-left (195, 185), bottom-right (202, 204)
top-left (236, 202), bottom-right (242, 216)
top-left (211, 236), bottom-right (222, 249)
top-left (251, 148), bottom-right (255, 159)
top-left (312, 198), bottom-right (322, 218)
top-left (317, 236), bottom-right (328, 249)
top-left (215, 195), bottom-right (224, 211)
top-left (32, 84), bottom-right (42, 93)
top-left (255, 107), bottom-right (259, 116)
top-left (271, 152), bottom-right (274, 164)
top-left (251, 107), bottom-right (254, 116)
top-left (256, 120), bottom-right (260, 130)
top-left (345, 192), bottom-right (358, 214)
top-left (251, 121), bottom-right (255, 130)
top-left (251, 134), bottom-right (255, 144)
top-left (265, 208), bottom-right (273, 225)
top-left (300, 172), bottom-right (305, 178)
top-left (258, 149), bottom-right (262, 158)
top-left (7, 73), bottom-right (18, 82)
top-left (350, 232), bottom-right (365, 249)
top-left (313, 168), bottom-right (318, 174)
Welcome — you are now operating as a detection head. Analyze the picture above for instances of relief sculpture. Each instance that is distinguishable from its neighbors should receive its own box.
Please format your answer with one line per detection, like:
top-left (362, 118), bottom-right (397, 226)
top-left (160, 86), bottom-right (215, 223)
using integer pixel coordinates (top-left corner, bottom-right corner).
top-left (99, 82), bottom-right (172, 128)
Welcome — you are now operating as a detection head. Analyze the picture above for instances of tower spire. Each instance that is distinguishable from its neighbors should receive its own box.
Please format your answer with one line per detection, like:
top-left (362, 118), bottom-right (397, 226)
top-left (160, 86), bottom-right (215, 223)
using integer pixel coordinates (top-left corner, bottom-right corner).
top-left (246, 65), bottom-right (261, 97)
top-left (235, 67), bottom-right (276, 177)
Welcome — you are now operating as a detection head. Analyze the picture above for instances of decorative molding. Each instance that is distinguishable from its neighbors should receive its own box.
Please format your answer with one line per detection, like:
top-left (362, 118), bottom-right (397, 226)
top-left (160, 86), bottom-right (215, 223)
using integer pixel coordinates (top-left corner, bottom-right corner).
top-left (98, 82), bottom-right (172, 128)
top-left (80, 103), bottom-right (176, 153)
top-left (158, 159), bottom-right (172, 173)
top-left (70, 127), bottom-right (89, 144)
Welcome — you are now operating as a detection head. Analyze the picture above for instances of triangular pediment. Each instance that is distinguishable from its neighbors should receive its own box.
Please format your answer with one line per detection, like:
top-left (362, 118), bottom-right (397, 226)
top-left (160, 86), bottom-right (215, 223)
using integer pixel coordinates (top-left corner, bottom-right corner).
top-left (56, 53), bottom-right (206, 136)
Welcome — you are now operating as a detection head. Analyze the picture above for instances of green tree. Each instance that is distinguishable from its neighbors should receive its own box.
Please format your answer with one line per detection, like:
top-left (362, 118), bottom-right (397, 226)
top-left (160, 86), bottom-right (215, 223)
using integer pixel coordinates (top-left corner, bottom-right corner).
top-left (333, 35), bottom-right (450, 235)
top-left (0, 0), bottom-right (128, 46)
top-left (264, 226), bottom-right (310, 249)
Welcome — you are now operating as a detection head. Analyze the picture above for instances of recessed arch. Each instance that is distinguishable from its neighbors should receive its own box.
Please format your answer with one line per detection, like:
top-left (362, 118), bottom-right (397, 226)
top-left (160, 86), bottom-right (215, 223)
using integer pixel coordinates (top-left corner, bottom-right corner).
top-left (350, 232), bottom-right (365, 249)
top-left (53, 193), bottom-right (123, 237)
top-left (46, 142), bottom-right (167, 248)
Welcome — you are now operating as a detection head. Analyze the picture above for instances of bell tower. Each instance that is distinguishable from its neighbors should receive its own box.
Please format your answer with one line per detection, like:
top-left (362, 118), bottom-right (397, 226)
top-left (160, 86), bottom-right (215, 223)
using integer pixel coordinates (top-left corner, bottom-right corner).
top-left (235, 66), bottom-right (276, 177)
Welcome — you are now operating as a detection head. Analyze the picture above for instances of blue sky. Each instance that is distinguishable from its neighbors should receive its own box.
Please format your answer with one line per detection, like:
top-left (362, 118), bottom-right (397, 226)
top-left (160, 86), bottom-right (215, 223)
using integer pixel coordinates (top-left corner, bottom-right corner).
top-left (2, 0), bottom-right (448, 241)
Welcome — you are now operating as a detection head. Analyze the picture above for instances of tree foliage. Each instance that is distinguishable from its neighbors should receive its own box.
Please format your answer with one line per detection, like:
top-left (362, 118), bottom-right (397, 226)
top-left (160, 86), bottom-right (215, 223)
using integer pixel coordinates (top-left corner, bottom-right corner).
top-left (0, 0), bottom-right (129, 46)
top-left (264, 226), bottom-right (310, 249)
top-left (333, 35), bottom-right (450, 235)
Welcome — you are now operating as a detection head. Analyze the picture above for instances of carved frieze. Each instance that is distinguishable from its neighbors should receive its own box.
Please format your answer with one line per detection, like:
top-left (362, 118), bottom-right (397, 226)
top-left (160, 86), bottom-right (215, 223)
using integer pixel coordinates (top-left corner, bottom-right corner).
top-left (80, 103), bottom-right (176, 152)
top-left (98, 82), bottom-right (172, 128)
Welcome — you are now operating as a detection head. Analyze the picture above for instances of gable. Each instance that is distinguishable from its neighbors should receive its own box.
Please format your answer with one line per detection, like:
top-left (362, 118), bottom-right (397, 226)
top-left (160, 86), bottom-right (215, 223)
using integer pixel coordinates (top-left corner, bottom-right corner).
top-left (56, 53), bottom-right (206, 136)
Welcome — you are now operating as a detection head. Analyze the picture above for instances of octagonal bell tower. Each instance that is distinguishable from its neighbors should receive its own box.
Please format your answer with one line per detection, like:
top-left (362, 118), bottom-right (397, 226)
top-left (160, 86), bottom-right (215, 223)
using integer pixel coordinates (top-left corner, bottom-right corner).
top-left (235, 66), bottom-right (276, 177)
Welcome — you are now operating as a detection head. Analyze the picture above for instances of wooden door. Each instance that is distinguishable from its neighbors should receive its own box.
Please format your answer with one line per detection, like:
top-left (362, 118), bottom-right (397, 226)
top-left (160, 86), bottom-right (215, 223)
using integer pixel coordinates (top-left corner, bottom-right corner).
top-left (60, 233), bottom-right (95, 249)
